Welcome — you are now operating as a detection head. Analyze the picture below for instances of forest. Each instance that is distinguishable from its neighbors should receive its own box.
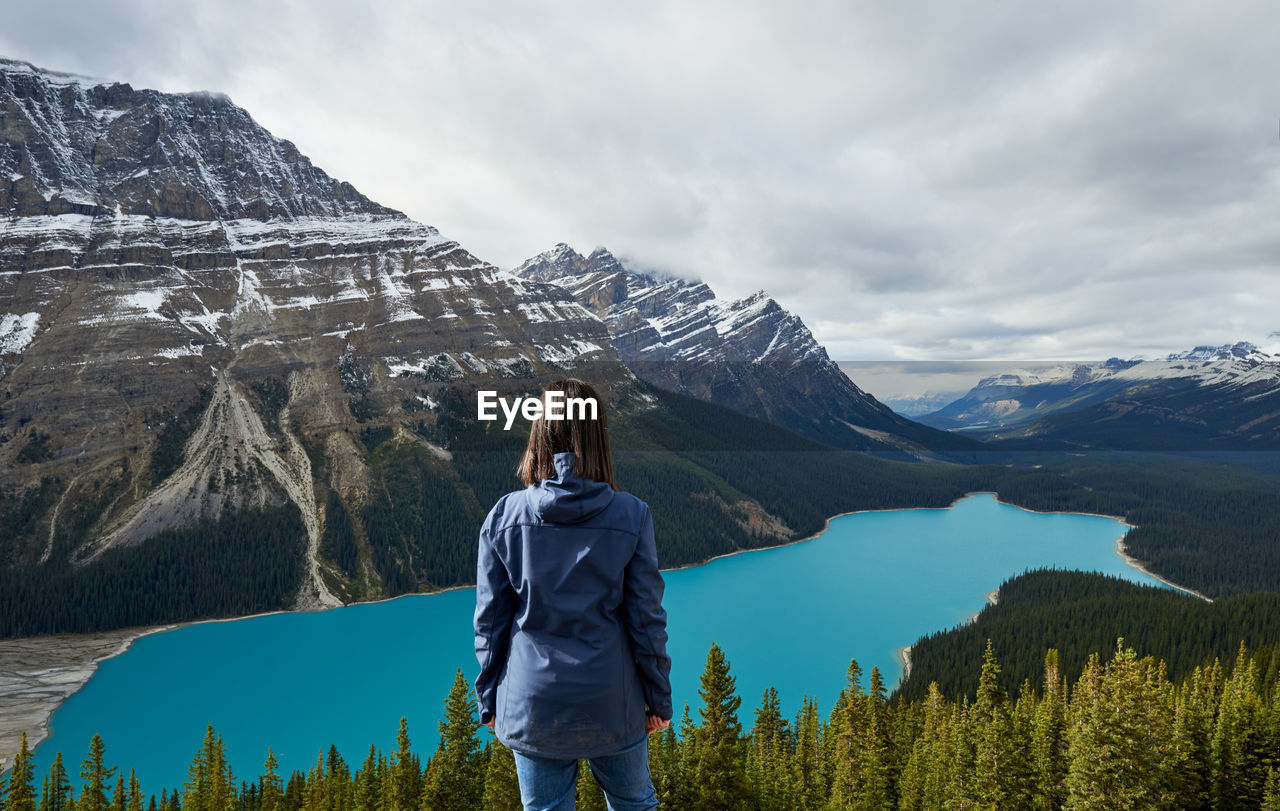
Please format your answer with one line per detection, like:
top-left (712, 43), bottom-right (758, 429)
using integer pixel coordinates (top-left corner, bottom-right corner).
top-left (0, 505), bottom-right (305, 638)
top-left (898, 569), bottom-right (1280, 702)
top-left (4, 640), bottom-right (1279, 810)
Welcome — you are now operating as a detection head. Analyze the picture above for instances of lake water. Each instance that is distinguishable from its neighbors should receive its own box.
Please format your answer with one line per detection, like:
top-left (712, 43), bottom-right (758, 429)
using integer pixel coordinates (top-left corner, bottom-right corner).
top-left (31, 493), bottom-right (1165, 792)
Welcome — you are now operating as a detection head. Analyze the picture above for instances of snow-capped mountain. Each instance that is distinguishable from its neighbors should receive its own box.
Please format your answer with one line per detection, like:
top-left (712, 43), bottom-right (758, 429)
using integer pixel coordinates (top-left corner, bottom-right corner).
top-left (0, 57), bottom-right (623, 607)
top-left (516, 244), bottom-right (974, 452)
top-left (921, 342), bottom-right (1280, 449)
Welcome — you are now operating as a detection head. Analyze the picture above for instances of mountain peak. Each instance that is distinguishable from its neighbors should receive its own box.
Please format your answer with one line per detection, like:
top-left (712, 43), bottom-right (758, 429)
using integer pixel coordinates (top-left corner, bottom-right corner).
top-left (1166, 341), bottom-right (1268, 363)
top-left (514, 242), bottom-right (588, 281)
top-left (0, 55), bottom-right (111, 88)
top-left (586, 247), bottom-right (625, 275)
top-left (512, 243), bottom-right (967, 452)
top-left (1, 57), bottom-right (396, 220)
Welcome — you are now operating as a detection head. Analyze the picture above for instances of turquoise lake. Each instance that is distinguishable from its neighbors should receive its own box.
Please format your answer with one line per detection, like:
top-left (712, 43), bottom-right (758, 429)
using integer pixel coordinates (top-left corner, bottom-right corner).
top-left (31, 493), bottom-right (1166, 791)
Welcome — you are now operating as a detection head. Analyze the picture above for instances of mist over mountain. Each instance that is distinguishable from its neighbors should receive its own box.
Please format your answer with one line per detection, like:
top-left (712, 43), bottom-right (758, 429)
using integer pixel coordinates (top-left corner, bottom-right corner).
top-left (515, 243), bottom-right (975, 453)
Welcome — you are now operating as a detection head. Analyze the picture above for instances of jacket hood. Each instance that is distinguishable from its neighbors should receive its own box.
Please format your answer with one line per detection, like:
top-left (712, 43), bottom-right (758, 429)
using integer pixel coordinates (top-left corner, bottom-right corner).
top-left (528, 452), bottom-right (614, 524)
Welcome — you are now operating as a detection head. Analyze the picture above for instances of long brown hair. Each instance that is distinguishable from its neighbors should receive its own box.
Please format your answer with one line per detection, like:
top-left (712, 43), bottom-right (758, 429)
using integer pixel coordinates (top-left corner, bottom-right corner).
top-left (517, 378), bottom-right (616, 489)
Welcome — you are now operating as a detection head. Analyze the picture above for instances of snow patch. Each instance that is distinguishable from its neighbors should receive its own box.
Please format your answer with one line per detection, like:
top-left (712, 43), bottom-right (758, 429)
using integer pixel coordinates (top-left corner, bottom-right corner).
top-left (0, 312), bottom-right (41, 354)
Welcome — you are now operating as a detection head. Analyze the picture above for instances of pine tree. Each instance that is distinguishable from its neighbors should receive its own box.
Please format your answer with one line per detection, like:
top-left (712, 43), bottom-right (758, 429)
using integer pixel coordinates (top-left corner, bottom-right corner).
top-left (575, 762), bottom-right (606, 811)
top-left (968, 641), bottom-right (1031, 808)
top-left (1033, 649), bottom-right (1069, 809)
top-left (1211, 644), bottom-right (1267, 809)
top-left (1065, 642), bottom-right (1175, 809)
top-left (860, 666), bottom-right (895, 809)
top-left (352, 745), bottom-right (379, 811)
top-left (303, 751), bottom-right (324, 810)
top-left (692, 643), bottom-right (748, 810)
top-left (322, 744), bottom-right (350, 811)
top-left (825, 659), bottom-right (867, 808)
top-left (1263, 767), bottom-right (1280, 811)
top-left (112, 774), bottom-right (126, 811)
top-left (258, 749), bottom-right (283, 811)
top-left (480, 742), bottom-right (521, 811)
top-left (80, 734), bottom-right (117, 811)
top-left (183, 725), bottom-right (235, 811)
top-left (792, 696), bottom-right (823, 810)
top-left (898, 681), bottom-right (949, 810)
top-left (746, 687), bottom-right (795, 810)
top-left (421, 671), bottom-right (484, 810)
top-left (284, 771), bottom-right (306, 811)
top-left (5, 733), bottom-right (36, 811)
top-left (127, 770), bottom-right (143, 811)
top-left (1171, 661), bottom-right (1218, 807)
top-left (389, 718), bottom-right (419, 811)
top-left (667, 704), bottom-right (700, 809)
top-left (648, 723), bottom-right (681, 808)
top-left (40, 751), bottom-right (73, 811)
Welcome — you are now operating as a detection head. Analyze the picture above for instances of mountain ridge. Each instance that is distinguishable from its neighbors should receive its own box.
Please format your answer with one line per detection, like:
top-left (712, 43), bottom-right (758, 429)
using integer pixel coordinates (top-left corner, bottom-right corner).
top-left (515, 242), bottom-right (977, 453)
top-left (921, 341), bottom-right (1280, 449)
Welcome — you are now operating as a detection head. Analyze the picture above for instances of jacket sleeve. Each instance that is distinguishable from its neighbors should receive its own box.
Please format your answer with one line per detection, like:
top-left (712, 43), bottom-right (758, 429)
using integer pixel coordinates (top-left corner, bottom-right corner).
top-left (473, 525), bottom-right (515, 725)
top-left (623, 506), bottom-right (673, 720)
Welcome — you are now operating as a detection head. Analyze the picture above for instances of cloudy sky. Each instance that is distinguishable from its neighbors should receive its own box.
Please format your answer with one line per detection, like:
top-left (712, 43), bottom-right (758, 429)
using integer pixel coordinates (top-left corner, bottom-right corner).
top-left (5, 0), bottom-right (1279, 377)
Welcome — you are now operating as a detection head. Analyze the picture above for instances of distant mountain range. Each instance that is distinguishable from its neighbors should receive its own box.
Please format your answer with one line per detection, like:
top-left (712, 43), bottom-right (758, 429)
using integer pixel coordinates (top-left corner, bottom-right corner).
top-left (879, 391), bottom-right (967, 418)
top-left (920, 342), bottom-right (1280, 449)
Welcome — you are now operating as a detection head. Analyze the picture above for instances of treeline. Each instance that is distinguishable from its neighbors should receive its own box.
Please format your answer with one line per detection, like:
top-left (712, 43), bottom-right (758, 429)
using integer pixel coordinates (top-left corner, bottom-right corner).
top-left (899, 569), bottom-right (1280, 703)
top-left (6, 641), bottom-right (1280, 809)
top-left (959, 451), bottom-right (1280, 598)
top-left (0, 505), bottom-right (305, 637)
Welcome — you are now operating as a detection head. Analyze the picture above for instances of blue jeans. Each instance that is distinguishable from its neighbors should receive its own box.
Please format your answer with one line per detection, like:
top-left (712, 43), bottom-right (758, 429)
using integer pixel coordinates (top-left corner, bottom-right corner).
top-left (511, 734), bottom-right (658, 810)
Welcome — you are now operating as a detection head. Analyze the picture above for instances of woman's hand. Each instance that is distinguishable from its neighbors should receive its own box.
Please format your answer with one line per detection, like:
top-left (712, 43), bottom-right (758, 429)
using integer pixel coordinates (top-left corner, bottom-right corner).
top-left (646, 713), bottom-right (671, 735)
top-left (485, 719), bottom-right (496, 730)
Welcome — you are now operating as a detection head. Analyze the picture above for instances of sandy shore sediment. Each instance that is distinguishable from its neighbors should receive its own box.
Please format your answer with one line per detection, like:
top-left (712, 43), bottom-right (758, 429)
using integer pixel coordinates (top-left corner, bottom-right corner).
top-left (0, 627), bottom-right (170, 770)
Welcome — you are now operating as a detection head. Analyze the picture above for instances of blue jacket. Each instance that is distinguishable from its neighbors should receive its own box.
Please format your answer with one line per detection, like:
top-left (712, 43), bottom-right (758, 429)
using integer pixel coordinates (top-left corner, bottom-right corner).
top-left (473, 452), bottom-right (673, 759)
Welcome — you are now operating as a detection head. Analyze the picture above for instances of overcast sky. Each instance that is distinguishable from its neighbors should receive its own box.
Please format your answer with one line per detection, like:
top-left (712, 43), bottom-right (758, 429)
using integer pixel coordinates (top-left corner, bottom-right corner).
top-left (5, 1), bottom-right (1280, 375)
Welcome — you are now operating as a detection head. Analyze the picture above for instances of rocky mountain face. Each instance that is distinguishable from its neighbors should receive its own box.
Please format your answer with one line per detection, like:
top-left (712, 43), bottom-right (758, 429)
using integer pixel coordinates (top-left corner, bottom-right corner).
top-left (921, 342), bottom-right (1280, 449)
top-left (0, 57), bottom-right (628, 612)
top-left (515, 243), bottom-right (973, 452)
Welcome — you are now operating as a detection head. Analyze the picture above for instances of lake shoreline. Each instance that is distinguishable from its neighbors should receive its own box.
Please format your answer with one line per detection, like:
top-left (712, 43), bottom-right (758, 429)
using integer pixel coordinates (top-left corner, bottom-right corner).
top-left (0, 584), bottom-right (476, 770)
top-left (0, 627), bottom-right (171, 770)
top-left (0, 491), bottom-right (1201, 767)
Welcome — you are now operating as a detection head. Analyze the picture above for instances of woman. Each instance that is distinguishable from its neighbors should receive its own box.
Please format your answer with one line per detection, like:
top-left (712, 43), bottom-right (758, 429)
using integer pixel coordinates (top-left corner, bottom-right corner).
top-left (474, 378), bottom-right (673, 810)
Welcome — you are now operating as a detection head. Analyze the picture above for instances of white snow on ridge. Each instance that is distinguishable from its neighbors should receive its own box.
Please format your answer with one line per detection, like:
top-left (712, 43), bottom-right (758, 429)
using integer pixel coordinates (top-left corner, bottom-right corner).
top-left (222, 215), bottom-right (447, 254)
top-left (386, 353), bottom-right (465, 379)
top-left (0, 312), bottom-right (40, 354)
top-left (973, 346), bottom-right (1280, 393)
top-left (1, 213), bottom-right (450, 258)
top-left (153, 344), bottom-right (204, 359)
top-left (537, 341), bottom-right (604, 364)
top-left (517, 302), bottom-right (565, 323)
top-left (0, 57), bottom-right (111, 88)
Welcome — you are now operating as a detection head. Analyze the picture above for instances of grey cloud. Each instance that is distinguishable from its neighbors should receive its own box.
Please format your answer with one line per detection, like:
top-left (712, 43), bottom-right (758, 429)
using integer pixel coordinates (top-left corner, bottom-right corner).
top-left (4, 0), bottom-right (1279, 364)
